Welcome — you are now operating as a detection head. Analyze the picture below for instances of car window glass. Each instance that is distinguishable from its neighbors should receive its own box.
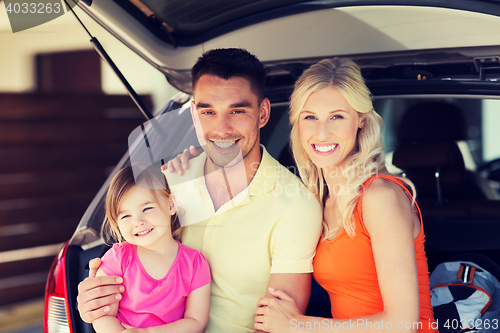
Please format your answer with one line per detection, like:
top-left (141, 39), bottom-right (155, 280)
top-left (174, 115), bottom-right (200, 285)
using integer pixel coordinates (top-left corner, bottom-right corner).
top-left (376, 98), bottom-right (500, 170)
top-left (482, 99), bottom-right (500, 162)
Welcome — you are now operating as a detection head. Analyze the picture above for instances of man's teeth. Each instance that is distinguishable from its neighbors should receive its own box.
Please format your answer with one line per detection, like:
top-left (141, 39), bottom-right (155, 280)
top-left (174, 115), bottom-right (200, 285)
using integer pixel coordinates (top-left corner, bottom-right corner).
top-left (213, 141), bottom-right (236, 148)
top-left (314, 144), bottom-right (337, 152)
top-left (136, 228), bottom-right (152, 236)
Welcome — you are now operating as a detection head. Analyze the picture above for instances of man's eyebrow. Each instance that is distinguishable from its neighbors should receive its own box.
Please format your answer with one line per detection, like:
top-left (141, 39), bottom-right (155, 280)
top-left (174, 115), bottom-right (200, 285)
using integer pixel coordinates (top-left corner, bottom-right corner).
top-left (230, 101), bottom-right (252, 108)
top-left (196, 102), bottom-right (212, 109)
top-left (195, 101), bottom-right (253, 109)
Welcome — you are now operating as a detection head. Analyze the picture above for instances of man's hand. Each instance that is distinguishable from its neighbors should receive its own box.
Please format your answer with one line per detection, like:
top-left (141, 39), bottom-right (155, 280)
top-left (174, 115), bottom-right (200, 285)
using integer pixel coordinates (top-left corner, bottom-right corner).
top-left (162, 145), bottom-right (202, 176)
top-left (77, 258), bottom-right (124, 323)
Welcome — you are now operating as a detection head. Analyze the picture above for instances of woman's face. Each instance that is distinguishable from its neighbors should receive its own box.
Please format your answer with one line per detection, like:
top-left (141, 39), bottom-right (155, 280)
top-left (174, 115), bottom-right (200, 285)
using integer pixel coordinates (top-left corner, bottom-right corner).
top-left (298, 86), bottom-right (364, 170)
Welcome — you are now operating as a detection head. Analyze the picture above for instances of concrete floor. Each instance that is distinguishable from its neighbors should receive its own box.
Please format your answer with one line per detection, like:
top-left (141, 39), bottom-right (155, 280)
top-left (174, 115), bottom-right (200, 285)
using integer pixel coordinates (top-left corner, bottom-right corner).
top-left (5, 324), bottom-right (42, 333)
top-left (0, 299), bottom-right (43, 333)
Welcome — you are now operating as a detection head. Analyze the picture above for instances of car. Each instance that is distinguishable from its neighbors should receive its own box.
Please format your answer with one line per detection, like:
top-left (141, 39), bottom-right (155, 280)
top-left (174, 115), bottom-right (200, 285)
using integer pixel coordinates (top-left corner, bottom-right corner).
top-left (44, 1), bottom-right (500, 332)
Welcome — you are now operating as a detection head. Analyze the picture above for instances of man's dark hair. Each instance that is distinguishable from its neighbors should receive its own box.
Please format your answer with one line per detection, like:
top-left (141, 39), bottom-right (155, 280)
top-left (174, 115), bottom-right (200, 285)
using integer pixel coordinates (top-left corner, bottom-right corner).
top-left (192, 48), bottom-right (266, 102)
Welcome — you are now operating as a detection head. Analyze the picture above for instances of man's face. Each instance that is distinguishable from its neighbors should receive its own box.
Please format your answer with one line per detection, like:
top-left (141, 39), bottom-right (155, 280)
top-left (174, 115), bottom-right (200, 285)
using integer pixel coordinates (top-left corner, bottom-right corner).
top-left (191, 75), bottom-right (270, 168)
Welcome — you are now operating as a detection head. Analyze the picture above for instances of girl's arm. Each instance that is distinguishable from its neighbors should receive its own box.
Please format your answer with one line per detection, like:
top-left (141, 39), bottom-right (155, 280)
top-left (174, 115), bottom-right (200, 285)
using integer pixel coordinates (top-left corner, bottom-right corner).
top-left (255, 179), bottom-right (421, 333)
top-left (92, 268), bottom-right (126, 333)
top-left (122, 283), bottom-right (211, 333)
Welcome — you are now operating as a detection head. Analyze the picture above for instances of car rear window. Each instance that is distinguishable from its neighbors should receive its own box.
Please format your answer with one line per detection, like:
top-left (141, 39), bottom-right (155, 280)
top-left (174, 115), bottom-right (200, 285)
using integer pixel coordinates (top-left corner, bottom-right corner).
top-left (375, 97), bottom-right (500, 170)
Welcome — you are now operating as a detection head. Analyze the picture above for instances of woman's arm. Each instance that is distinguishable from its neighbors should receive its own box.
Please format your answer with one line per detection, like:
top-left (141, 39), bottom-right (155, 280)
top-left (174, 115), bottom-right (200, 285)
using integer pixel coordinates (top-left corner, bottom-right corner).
top-left (92, 268), bottom-right (125, 333)
top-left (358, 178), bottom-right (421, 331)
top-left (255, 179), bottom-right (421, 333)
top-left (122, 283), bottom-right (211, 333)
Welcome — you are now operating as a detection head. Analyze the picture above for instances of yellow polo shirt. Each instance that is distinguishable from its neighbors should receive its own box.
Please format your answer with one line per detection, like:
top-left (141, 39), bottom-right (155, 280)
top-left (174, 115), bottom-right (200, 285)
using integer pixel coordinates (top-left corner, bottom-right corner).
top-left (165, 146), bottom-right (322, 333)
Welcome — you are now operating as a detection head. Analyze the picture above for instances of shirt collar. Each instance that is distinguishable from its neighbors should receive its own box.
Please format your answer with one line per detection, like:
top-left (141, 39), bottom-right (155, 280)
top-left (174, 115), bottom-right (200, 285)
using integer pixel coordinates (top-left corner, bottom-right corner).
top-left (189, 145), bottom-right (277, 197)
top-left (184, 151), bottom-right (209, 190)
top-left (248, 145), bottom-right (277, 196)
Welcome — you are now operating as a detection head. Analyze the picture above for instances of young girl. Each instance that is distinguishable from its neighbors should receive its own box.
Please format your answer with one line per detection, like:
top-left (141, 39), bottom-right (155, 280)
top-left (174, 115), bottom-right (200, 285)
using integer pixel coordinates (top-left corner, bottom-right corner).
top-left (92, 164), bottom-right (211, 333)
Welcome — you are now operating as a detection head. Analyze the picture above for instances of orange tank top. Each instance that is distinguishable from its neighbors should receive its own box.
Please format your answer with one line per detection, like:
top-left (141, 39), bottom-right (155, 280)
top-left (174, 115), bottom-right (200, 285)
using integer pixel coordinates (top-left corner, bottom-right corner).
top-left (312, 175), bottom-right (438, 333)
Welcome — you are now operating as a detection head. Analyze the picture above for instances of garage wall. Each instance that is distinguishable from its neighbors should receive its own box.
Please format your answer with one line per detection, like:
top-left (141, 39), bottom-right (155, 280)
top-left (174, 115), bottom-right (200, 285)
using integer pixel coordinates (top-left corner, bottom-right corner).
top-left (0, 2), bottom-right (176, 307)
top-left (0, 91), bottom-right (150, 306)
top-left (0, 2), bottom-right (178, 113)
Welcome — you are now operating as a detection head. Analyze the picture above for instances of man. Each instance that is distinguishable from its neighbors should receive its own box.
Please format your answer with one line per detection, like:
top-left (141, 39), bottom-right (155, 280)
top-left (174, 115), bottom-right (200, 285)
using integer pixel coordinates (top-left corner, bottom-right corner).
top-left (77, 48), bottom-right (322, 333)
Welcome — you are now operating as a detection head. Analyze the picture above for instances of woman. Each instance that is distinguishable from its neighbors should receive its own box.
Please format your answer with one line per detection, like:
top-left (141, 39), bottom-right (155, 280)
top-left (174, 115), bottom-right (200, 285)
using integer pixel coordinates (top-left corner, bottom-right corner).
top-left (254, 58), bottom-right (437, 333)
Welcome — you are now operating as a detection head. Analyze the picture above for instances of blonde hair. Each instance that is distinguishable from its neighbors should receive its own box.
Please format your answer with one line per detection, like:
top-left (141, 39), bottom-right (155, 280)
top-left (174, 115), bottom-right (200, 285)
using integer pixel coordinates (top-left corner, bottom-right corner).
top-left (101, 164), bottom-right (182, 244)
top-left (289, 58), bottom-right (415, 239)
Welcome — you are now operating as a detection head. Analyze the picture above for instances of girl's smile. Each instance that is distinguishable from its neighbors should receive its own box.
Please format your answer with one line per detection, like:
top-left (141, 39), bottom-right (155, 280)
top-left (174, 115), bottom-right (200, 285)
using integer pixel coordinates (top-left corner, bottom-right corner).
top-left (117, 185), bottom-right (176, 252)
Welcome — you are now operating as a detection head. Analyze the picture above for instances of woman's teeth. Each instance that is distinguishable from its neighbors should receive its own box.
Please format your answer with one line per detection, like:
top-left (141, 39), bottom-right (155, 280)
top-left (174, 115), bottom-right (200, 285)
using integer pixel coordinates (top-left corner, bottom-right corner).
top-left (214, 141), bottom-right (236, 148)
top-left (314, 144), bottom-right (337, 152)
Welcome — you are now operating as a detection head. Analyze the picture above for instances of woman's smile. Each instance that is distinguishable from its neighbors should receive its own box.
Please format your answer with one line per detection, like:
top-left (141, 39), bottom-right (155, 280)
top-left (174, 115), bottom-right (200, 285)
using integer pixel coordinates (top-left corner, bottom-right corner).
top-left (312, 143), bottom-right (338, 154)
top-left (299, 86), bottom-right (363, 169)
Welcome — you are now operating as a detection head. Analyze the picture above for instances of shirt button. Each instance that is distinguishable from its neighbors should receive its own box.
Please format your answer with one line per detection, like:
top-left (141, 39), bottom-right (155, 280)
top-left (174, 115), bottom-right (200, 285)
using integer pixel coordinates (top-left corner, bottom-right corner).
top-left (209, 223), bottom-right (214, 228)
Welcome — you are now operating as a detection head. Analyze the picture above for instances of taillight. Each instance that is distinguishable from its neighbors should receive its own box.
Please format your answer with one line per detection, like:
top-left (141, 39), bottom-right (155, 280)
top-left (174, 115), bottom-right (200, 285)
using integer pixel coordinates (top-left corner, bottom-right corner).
top-left (44, 242), bottom-right (72, 333)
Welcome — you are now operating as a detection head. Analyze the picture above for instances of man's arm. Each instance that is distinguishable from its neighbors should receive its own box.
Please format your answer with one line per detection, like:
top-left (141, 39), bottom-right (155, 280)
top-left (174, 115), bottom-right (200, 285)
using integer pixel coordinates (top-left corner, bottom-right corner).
top-left (77, 258), bottom-right (124, 323)
top-left (253, 189), bottom-right (322, 332)
top-left (254, 273), bottom-right (311, 333)
top-left (266, 273), bottom-right (311, 314)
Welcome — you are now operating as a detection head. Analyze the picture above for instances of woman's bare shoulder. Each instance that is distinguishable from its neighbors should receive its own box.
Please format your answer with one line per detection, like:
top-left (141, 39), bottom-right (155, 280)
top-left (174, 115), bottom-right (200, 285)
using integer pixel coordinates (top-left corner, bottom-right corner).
top-left (361, 176), bottom-right (418, 233)
top-left (362, 177), bottom-right (408, 206)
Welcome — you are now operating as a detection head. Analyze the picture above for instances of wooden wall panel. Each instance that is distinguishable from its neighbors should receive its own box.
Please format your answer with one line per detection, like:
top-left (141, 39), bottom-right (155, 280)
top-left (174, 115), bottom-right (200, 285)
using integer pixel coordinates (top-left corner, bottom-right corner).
top-left (0, 92), bottom-right (150, 307)
top-left (36, 50), bottom-right (101, 93)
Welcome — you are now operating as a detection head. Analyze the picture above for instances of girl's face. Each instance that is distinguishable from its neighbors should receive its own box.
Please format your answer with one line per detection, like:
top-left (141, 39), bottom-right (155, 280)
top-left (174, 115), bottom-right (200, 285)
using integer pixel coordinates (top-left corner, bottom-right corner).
top-left (116, 185), bottom-right (176, 251)
top-left (298, 86), bottom-right (364, 170)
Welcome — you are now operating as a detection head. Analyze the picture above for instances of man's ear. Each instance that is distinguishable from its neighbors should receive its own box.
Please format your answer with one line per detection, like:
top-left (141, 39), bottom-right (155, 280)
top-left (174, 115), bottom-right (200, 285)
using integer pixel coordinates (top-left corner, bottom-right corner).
top-left (190, 100), bottom-right (207, 146)
top-left (190, 101), bottom-right (198, 126)
top-left (259, 98), bottom-right (271, 129)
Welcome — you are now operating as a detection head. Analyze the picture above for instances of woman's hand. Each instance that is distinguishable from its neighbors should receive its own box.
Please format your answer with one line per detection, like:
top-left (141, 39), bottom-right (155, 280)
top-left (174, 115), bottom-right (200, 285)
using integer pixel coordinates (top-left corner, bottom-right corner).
top-left (254, 288), bottom-right (302, 333)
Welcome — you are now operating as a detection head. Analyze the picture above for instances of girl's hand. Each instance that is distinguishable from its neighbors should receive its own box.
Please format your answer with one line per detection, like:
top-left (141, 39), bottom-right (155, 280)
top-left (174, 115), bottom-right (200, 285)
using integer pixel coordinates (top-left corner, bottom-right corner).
top-left (254, 288), bottom-right (302, 333)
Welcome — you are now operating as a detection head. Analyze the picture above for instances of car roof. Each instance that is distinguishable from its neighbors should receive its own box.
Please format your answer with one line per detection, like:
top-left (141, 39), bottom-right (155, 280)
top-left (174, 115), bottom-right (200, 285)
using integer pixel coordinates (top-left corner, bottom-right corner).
top-left (78, 0), bottom-right (500, 94)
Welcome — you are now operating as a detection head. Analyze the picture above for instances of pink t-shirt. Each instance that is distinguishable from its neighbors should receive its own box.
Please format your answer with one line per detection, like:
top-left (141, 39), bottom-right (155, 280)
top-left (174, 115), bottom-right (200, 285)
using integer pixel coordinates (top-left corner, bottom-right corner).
top-left (100, 241), bottom-right (211, 328)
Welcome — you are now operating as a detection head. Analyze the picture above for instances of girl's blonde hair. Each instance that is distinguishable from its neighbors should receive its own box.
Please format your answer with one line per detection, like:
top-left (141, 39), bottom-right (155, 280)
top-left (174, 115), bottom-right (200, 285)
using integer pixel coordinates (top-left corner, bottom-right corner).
top-left (101, 164), bottom-right (182, 244)
top-left (289, 57), bottom-right (415, 239)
